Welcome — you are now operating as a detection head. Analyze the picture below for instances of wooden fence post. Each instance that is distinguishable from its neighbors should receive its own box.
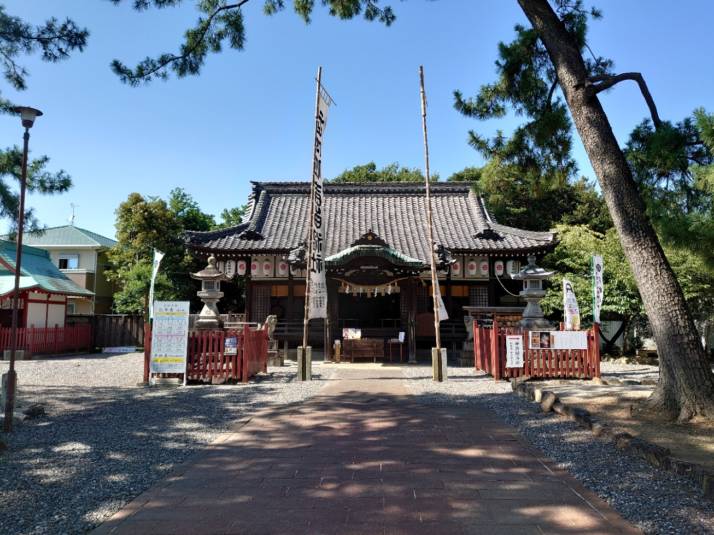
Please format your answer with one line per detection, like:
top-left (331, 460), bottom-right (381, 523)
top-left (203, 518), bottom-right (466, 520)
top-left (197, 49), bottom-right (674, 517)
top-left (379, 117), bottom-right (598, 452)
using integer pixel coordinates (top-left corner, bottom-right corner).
top-left (242, 324), bottom-right (250, 383)
top-left (491, 318), bottom-right (500, 381)
top-left (473, 321), bottom-right (480, 371)
top-left (143, 322), bottom-right (151, 383)
top-left (591, 323), bottom-right (600, 377)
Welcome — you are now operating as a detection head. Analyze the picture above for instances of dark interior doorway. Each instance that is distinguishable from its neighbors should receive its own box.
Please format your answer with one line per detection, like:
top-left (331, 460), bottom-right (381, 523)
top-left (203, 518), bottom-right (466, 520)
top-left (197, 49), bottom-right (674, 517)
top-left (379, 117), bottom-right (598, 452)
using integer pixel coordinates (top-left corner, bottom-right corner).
top-left (338, 293), bottom-right (400, 329)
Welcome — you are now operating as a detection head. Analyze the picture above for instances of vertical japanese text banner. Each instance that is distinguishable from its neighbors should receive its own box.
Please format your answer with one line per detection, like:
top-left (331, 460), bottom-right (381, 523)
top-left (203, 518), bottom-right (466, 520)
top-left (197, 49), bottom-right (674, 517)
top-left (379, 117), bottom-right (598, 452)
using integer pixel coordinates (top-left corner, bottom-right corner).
top-left (308, 88), bottom-right (330, 319)
top-left (563, 279), bottom-right (581, 331)
top-left (592, 255), bottom-right (604, 324)
top-left (148, 249), bottom-right (164, 320)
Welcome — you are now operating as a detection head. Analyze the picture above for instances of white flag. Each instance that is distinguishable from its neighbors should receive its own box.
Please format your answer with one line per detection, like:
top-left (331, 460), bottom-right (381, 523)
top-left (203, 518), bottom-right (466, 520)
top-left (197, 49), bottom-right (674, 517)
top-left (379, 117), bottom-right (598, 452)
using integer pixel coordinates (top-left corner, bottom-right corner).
top-left (563, 279), bottom-right (580, 331)
top-left (148, 249), bottom-right (164, 319)
top-left (592, 255), bottom-right (604, 324)
top-left (307, 87), bottom-right (330, 319)
top-left (434, 278), bottom-right (449, 322)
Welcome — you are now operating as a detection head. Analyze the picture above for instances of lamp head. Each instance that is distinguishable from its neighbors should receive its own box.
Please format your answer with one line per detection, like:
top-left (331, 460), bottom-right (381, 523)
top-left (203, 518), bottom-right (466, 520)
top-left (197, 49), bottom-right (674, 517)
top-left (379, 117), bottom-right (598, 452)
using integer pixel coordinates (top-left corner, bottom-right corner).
top-left (12, 106), bottom-right (43, 129)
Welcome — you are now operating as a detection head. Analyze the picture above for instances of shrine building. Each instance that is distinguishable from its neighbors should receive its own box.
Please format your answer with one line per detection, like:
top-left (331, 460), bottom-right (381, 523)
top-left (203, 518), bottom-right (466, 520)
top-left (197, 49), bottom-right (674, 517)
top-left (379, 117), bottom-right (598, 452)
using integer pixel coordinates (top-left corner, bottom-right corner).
top-left (185, 182), bottom-right (555, 362)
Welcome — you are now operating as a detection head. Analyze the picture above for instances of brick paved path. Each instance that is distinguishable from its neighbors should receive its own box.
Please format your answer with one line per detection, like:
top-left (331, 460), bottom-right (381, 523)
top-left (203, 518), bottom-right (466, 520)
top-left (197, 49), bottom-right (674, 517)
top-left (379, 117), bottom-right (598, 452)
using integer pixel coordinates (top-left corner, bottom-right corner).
top-left (95, 366), bottom-right (638, 534)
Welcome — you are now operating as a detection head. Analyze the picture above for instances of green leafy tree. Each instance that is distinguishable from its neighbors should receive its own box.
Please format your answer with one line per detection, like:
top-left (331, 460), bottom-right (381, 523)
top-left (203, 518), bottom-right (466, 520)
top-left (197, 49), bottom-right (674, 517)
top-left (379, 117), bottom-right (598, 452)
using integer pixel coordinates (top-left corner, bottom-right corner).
top-left (624, 108), bottom-right (714, 265)
top-left (543, 225), bottom-right (714, 354)
top-left (169, 187), bottom-right (215, 232)
top-left (541, 225), bottom-right (644, 353)
top-left (0, 6), bottom-right (86, 230)
top-left (106, 193), bottom-right (184, 313)
top-left (214, 204), bottom-right (247, 229)
top-left (108, 189), bottom-right (218, 313)
top-left (331, 162), bottom-right (435, 183)
top-left (454, 0), bottom-right (714, 419)
top-left (448, 161), bottom-right (610, 232)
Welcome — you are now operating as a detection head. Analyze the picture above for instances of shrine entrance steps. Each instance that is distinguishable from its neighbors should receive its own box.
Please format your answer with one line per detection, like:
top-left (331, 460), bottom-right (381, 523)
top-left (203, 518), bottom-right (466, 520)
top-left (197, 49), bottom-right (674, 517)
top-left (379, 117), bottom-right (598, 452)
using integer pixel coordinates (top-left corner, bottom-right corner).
top-left (94, 366), bottom-right (637, 534)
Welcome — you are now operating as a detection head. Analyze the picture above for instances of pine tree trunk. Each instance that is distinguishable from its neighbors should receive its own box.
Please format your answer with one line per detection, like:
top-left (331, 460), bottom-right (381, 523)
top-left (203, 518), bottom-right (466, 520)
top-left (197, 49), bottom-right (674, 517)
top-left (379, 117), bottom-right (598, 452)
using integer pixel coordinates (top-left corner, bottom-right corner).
top-left (518, 0), bottom-right (714, 420)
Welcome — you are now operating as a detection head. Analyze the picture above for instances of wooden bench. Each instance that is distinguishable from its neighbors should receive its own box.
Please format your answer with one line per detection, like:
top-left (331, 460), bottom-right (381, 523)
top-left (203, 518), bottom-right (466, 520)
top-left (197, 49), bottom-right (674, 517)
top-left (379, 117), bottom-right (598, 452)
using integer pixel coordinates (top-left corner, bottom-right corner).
top-left (343, 338), bottom-right (385, 363)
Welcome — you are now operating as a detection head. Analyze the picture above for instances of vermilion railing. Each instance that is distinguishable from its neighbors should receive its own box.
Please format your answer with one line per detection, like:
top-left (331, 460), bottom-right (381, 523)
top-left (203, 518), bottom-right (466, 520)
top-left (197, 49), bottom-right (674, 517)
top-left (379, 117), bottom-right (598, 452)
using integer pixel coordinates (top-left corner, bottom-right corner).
top-left (474, 319), bottom-right (601, 381)
top-left (0, 324), bottom-right (92, 355)
top-left (143, 324), bottom-right (269, 384)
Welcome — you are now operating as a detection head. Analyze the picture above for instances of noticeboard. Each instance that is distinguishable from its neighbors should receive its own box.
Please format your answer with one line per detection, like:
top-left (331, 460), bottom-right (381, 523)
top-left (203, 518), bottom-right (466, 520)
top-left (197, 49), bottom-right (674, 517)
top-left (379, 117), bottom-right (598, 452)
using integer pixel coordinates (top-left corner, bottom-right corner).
top-left (150, 301), bottom-right (190, 376)
top-left (225, 336), bottom-right (238, 355)
top-left (529, 330), bottom-right (588, 350)
top-left (506, 335), bottom-right (524, 368)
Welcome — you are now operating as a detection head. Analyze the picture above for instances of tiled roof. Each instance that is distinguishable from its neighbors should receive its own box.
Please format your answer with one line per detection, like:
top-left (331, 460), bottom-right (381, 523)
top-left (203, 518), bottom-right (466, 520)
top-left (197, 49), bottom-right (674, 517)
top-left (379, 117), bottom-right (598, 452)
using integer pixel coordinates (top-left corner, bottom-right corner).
top-left (18, 225), bottom-right (116, 248)
top-left (186, 182), bottom-right (555, 260)
top-left (0, 240), bottom-right (94, 297)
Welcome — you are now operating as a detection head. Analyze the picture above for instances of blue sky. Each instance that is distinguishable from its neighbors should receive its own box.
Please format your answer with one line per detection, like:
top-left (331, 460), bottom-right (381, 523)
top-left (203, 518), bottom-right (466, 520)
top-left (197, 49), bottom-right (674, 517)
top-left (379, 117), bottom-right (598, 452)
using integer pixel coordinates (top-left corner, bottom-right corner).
top-left (2, 0), bottom-right (713, 239)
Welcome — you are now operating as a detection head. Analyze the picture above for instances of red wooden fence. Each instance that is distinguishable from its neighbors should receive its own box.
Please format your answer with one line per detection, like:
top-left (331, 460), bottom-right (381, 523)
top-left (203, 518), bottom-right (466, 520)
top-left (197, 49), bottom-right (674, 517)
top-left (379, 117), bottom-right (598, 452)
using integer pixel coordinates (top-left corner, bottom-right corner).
top-left (0, 324), bottom-right (93, 355)
top-left (474, 319), bottom-right (601, 381)
top-left (143, 324), bottom-right (269, 384)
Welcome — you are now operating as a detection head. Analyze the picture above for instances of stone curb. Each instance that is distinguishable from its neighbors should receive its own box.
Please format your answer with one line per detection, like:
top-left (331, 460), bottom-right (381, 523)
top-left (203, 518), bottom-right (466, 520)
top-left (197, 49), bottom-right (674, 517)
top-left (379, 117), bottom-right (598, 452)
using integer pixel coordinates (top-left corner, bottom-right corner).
top-left (511, 379), bottom-right (714, 500)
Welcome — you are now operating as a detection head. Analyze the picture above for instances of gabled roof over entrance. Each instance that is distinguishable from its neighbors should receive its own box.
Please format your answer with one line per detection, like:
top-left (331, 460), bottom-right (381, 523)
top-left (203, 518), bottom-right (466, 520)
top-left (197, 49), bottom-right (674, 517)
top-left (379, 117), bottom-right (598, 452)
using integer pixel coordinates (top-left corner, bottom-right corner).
top-left (186, 182), bottom-right (555, 260)
top-left (0, 240), bottom-right (94, 298)
top-left (325, 230), bottom-right (426, 269)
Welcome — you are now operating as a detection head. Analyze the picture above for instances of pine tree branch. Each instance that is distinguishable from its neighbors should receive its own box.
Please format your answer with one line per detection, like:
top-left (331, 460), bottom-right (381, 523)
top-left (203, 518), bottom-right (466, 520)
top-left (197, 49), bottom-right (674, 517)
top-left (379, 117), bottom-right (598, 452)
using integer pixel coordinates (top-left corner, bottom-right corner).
top-left (114, 0), bottom-right (250, 85)
top-left (585, 72), bottom-right (662, 128)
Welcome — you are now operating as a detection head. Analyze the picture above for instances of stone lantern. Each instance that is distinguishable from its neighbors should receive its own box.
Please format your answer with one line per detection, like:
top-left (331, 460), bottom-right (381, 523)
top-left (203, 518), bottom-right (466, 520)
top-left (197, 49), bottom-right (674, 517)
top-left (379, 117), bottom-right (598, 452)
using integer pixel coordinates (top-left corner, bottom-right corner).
top-left (191, 255), bottom-right (229, 329)
top-left (511, 254), bottom-right (554, 329)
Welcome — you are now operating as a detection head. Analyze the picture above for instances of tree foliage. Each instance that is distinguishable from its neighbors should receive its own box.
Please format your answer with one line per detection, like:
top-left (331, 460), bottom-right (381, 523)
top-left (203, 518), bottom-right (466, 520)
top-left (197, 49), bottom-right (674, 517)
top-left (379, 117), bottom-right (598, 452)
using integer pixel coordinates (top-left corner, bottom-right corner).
top-left (107, 187), bottom-right (242, 312)
top-left (0, 5), bottom-right (88, 110)
top-left (448, 161), bottom-right (610, 232)
top-left (110, 0), bottom-right (394, 85)
top-left (452, 1), bottom-right (611, 197)
top-left (214, 204), bottom-right (248, 229)
top-left (0, 147), bottom-right (72, 234)
top-left (0, 5), bottom-right (85, 230)
top-left (625, 108), bottom-right (714, 265)
top-left (331, 162), bottom-right (433, 183)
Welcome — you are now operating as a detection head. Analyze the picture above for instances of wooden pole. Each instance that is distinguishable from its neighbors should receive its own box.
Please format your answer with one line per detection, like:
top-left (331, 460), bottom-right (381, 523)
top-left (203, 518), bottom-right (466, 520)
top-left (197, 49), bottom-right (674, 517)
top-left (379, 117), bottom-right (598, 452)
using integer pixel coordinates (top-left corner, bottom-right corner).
top-left (301, 66), bottom-right (322, 356)
top-left (419, 65), bottom-right (443, 381)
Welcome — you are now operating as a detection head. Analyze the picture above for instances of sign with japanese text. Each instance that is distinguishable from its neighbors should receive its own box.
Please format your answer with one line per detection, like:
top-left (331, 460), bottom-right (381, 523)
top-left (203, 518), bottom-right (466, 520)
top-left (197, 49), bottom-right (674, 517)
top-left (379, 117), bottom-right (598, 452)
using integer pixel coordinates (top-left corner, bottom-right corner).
top-left (150, 301), bottom-right (190, 375)
top-left (225, 336), bottom-right (238, 355)
top-left (308, 87), bottom-right (330, 319)
top-left (506, 335), bottom-right (524, 368)
top-left (563, 279), bottom-right (581, 331)
top-left (592, 255), bottom-right (604, 324)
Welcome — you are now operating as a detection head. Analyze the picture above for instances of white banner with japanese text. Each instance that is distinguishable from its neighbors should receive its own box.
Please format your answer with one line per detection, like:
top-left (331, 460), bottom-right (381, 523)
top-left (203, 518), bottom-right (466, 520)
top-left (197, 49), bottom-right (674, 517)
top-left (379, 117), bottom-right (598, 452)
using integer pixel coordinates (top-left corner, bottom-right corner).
top-left (592, 255), bottom-right (604, 324)
top-left (148, 249), bottom-right (164, 319)
top-left (563, 279), bottom-right (581, 331)
top-left (308, 88), bottom-right (330, 319)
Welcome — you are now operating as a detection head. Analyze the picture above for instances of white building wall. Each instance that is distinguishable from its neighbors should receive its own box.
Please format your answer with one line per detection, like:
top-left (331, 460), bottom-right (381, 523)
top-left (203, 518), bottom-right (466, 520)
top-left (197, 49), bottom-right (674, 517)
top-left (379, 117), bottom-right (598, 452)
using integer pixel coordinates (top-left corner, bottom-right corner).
top-left (47, 303), bottom-right (65, 328)
top-left (26, 302), bottom-right (46, 328)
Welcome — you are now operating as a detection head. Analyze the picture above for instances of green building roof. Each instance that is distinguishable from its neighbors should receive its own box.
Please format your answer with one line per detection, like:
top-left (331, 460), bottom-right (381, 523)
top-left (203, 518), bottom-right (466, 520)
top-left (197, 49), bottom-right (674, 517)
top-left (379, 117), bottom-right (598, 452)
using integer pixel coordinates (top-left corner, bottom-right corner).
top-left (19, 225), bottom-right (116, 248)
top-left (0, 240), bottom-right (94, 298)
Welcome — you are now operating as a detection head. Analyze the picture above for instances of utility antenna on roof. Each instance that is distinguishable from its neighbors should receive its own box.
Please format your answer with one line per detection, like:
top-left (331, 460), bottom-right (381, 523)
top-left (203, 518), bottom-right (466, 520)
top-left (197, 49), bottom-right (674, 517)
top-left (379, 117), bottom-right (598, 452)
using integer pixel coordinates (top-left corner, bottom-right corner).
top-left (69, 203), bottom-right (78, 226)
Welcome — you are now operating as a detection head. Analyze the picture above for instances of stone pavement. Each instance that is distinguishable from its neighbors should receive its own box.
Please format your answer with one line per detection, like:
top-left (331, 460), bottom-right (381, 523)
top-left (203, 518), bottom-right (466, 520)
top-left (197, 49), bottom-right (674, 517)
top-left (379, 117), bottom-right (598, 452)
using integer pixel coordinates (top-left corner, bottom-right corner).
top-left (94, 365), bottom-right (639, 534)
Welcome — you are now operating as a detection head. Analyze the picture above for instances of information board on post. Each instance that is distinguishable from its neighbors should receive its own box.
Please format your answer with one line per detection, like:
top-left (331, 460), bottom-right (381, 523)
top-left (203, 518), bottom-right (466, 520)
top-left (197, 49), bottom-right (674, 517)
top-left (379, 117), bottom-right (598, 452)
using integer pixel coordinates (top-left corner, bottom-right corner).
top-left (150, 301), bottom-right (190, 384)
top-left (506, 335), bottom-right (524, 368)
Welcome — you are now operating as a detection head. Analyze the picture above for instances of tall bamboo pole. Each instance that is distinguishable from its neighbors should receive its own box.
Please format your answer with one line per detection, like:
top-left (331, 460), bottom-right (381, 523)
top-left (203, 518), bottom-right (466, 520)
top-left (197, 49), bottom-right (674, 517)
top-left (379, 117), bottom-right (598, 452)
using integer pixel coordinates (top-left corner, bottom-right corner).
top-left (301, 66), bottom-right (322, 359)
top-left (419, 65), bottom-right (443, 382)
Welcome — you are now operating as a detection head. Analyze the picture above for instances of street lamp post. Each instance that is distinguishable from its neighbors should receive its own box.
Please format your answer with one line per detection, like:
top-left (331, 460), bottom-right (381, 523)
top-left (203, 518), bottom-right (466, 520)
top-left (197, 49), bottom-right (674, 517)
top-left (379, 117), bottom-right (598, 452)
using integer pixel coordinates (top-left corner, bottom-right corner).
top-left (2, 106), bottom-right (42, 433)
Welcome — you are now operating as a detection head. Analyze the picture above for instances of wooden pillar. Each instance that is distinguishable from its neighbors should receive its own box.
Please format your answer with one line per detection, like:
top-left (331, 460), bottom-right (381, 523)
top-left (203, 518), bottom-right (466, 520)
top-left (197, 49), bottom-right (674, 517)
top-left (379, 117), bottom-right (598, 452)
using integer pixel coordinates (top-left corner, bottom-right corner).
top-left (245, 279), bottom-right (253, 322)
top-left (287, 270), bottom-right (295, 321)
top-left (406, 279), bottom-right (417, 363)
top-left (324, 278), bottom-right (338, 361)
top-left (446, 270), bottom-right (453, 317)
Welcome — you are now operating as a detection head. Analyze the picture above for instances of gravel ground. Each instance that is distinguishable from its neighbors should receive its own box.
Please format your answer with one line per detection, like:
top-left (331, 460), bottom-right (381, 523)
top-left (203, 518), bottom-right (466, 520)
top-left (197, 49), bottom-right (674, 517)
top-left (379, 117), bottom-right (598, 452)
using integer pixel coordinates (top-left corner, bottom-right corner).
top-left (600, 361), bottom-right (660, 383)
top-left (0, 353), bottom-right (331, 535)
top-left (403, 365), bottom-right (714, 535)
